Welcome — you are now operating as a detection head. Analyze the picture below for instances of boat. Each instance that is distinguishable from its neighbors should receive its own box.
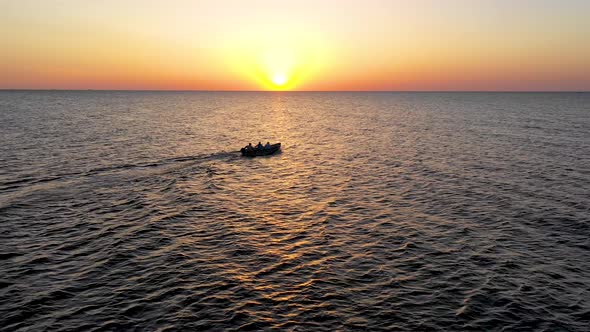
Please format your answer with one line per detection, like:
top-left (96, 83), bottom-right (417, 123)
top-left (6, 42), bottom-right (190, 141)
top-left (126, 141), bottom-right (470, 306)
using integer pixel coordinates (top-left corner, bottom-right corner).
top-left (241, 143), bottom-right (281, 157)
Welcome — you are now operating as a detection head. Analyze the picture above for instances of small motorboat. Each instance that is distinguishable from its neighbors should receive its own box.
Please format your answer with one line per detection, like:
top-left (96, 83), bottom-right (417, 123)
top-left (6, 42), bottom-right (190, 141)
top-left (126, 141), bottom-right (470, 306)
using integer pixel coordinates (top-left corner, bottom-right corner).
top-left (241, 143), bottom-right (281, 157)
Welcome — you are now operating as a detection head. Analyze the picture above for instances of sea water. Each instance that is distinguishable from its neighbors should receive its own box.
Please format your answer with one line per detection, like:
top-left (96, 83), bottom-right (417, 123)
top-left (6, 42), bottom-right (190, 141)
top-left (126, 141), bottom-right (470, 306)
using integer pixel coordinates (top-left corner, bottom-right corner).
top-left (1, 91), bottom-right (589, 331)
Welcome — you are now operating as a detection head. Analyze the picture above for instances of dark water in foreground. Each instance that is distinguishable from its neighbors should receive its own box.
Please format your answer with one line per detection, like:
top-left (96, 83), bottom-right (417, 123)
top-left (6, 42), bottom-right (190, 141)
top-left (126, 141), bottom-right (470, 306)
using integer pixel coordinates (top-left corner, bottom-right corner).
top-left (0, 91), bottom-right (589, 331)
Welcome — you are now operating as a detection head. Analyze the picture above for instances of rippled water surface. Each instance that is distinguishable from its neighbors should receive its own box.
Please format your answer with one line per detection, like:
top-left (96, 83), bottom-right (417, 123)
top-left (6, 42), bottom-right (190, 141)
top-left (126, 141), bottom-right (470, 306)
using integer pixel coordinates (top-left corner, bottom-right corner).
top-left (1, 91), bottom-right (589, 331)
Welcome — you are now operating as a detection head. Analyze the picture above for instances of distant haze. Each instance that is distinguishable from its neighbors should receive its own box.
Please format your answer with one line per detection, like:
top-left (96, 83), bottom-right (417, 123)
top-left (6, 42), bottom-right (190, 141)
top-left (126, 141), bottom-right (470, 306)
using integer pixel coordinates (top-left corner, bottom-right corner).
top-left (1, 0), bottom-right (589, 91)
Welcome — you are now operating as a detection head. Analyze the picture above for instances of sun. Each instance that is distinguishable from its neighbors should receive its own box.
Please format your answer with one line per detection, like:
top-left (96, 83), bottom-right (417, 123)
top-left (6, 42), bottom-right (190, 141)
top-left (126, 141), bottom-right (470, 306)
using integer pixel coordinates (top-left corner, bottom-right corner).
top-left (230, 43), bottom-right (324, 91)
top-left (227, 35), bottom-right (329, 91)
top-left (271, 73), bottom-right (288, 87)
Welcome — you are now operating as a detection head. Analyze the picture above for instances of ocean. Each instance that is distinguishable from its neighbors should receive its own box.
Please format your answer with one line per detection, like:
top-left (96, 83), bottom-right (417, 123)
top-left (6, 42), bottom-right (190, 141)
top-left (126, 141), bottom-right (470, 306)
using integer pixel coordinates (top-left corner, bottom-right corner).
top-left (1, 91), bottom-right (589, 331)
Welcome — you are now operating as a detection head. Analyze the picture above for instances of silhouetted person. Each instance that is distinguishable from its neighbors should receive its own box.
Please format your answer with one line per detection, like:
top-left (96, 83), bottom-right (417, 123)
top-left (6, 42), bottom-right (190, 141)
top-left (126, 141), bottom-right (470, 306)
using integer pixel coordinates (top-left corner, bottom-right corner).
top-left (257, 142), bottom-right (263, 150)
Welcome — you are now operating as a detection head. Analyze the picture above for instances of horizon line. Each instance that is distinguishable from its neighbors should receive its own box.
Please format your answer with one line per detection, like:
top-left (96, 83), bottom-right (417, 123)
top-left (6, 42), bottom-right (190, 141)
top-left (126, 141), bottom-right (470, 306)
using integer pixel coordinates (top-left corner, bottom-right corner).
top-left (1, 89), bottom-right (589, 93)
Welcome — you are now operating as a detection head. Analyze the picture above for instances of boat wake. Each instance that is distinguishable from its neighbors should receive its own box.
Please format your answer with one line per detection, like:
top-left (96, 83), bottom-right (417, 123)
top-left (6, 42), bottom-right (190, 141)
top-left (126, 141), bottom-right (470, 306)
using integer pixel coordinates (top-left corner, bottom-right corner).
top-left (0, 150), bottom-right (240, 205)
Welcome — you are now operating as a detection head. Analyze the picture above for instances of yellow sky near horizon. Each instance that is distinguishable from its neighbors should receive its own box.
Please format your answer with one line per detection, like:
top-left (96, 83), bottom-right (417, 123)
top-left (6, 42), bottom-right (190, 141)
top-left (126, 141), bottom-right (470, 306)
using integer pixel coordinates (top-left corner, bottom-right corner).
top-left (1, 0), bottom-right (589, 91)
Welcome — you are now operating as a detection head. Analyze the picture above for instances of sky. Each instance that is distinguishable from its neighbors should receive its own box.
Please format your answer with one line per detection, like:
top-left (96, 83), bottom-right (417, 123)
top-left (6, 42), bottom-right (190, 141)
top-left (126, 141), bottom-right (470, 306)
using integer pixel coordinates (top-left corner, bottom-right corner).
top-left (1, 0), bottom-right (589, 91)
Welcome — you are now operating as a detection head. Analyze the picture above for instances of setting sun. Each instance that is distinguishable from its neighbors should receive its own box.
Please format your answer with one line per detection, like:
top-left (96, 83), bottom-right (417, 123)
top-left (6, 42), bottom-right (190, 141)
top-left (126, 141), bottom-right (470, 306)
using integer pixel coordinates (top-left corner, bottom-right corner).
top-left (271, 74), bottom-right (288, 87)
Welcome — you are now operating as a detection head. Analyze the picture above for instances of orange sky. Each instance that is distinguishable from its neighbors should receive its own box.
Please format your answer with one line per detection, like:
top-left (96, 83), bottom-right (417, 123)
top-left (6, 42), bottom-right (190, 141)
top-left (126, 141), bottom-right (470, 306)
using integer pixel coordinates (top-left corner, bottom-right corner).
top-left (1, 0), bottom-right (589, 91)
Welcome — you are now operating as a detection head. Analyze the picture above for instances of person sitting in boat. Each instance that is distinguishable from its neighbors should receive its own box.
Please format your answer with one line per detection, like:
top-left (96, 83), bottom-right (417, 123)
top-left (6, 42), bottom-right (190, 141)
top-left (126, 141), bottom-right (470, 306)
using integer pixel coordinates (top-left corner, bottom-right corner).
top-left (246, 143), bottom-right (254, 151)
top-left (256, 142), bottom-right (263, 150)
top-left (264, 141), bottom-right (271, 149)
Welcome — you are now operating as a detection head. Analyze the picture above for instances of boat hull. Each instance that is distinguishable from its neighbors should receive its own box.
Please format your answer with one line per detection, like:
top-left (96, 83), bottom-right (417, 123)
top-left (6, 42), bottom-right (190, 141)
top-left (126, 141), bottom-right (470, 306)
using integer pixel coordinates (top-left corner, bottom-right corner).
top-left (241, 143), bottom-right (281, 157)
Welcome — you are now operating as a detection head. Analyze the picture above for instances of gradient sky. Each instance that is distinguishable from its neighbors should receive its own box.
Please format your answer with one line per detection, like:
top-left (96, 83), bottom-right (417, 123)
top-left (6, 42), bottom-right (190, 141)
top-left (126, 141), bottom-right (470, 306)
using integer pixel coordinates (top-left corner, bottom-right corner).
top-left (1, 0), bottom-right (589, 91)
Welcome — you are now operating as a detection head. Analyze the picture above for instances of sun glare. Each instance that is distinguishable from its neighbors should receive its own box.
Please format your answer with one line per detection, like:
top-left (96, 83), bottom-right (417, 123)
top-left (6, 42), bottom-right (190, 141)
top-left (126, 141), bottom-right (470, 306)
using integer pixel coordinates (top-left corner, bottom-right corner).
top-left (271, 73), bottom-right (288, 87)
top-left (228, 37), bottom-right (327, 91)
